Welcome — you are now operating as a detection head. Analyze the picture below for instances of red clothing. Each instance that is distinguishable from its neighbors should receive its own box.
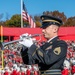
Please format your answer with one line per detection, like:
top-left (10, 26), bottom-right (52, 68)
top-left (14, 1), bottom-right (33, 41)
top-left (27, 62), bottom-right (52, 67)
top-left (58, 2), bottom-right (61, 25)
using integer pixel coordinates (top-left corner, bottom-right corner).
top-left (16, 71), bottom-right (21, 75)
top-left (71, 65), bottom-right (75, 73)
top-left (62, 69), bottom-right (69, 75)
top-left (26, 69), bottom-right (31, 75)
top-left (34, 71), bottom-right (39, 75)
top-left (11, 70), bottom-right (17, 75)
top-left (4, 71), bottom-right (9, 75)
top-left (21, 72), bottom-right (25, 75)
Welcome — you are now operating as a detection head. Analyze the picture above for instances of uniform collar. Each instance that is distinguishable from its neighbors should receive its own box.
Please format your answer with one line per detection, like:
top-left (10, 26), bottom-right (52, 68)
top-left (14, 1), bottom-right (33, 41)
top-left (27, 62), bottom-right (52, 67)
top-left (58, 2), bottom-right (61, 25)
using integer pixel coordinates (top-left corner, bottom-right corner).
top-left (47, 36), bottom-right (58, 43)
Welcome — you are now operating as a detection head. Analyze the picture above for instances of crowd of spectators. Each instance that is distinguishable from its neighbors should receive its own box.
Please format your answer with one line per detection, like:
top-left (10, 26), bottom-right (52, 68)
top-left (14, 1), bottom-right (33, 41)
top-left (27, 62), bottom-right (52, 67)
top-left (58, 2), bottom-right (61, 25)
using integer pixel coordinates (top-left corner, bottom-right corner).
top-left (0, 40), bottom-right (75, 75)
top-left (62, 40), bottom-right (75, 75)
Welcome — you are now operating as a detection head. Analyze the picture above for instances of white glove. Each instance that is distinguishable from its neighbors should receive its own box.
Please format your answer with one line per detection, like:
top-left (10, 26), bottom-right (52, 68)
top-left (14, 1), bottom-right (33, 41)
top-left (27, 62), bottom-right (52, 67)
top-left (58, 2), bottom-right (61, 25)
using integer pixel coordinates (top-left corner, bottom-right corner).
top-left (19, 38), bottom-right (34, 48)
top-left (20, 33), bottom-right (29, 39)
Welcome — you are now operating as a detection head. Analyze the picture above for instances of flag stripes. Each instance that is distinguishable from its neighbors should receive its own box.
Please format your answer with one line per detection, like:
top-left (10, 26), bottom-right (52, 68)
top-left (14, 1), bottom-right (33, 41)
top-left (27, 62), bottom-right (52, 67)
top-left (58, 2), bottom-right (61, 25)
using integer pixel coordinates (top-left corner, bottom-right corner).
top-left (22, 10), bottom-right (28, 21)
top-left (22, 2), bottom-right (36, 28)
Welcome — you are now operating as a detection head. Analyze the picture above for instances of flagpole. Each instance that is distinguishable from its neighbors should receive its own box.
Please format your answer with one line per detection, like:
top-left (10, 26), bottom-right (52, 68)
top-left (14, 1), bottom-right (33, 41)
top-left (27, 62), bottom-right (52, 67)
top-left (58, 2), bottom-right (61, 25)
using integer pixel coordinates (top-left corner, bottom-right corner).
top-left (21, 0), bottom-right (23, 28)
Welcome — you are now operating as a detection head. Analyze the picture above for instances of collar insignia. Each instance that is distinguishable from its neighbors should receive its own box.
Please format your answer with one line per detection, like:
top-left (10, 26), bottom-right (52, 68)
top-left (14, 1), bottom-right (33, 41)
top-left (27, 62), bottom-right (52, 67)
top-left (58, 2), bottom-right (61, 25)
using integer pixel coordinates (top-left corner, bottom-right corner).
top-left (50, 42), bottom-right (52, 44)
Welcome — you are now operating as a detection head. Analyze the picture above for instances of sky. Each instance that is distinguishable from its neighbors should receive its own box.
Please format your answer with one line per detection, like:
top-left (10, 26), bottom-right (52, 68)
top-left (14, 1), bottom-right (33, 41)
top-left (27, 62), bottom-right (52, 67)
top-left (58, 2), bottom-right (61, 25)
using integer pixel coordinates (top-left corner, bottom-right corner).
top-left (0, 0), bottom-right (75, 21)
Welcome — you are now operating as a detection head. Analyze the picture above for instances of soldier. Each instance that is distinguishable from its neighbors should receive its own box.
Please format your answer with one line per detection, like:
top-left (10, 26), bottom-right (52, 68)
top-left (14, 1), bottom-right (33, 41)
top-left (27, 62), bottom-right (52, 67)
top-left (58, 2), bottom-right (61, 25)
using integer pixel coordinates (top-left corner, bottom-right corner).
top-left (19, 15), bottom-right (67, 75)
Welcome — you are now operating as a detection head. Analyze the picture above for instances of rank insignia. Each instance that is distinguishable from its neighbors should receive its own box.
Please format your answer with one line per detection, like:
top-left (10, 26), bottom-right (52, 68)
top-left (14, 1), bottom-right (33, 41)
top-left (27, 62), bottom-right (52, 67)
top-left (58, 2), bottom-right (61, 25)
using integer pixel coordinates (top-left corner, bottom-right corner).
top-left (53, 47), bottom-right (61, 55)
top-left (38, 50), bottom-right (43, 57)
top-left (45, 45), bottom-right (52, 50)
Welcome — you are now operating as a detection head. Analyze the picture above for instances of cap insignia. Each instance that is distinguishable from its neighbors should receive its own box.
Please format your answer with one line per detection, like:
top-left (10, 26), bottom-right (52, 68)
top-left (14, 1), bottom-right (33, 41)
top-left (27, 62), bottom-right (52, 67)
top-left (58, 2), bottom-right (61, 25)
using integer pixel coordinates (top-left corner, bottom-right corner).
top-left (41, 17), bottom-right (44, 21)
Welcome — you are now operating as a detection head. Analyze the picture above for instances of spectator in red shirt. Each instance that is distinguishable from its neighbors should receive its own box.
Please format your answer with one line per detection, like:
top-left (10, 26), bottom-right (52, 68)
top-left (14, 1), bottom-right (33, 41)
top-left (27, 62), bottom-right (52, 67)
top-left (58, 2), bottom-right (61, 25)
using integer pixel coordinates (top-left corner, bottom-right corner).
top-left (62, 66), bottom-right (69, 75)
top-left (71, 64), bottom-right (75, 75)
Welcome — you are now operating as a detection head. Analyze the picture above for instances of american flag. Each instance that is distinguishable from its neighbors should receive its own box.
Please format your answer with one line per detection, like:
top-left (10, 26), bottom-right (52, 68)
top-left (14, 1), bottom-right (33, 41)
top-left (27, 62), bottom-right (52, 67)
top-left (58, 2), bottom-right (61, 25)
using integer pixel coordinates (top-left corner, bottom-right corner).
top-left (22, 2), bottom-right (28, 21)
top-left (22, 2), bottom-right (36, 28)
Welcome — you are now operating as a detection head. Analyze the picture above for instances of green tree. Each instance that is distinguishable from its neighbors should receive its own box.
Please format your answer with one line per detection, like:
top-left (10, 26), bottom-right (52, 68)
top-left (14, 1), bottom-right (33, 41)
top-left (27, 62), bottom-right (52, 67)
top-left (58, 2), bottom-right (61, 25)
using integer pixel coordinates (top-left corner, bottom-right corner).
top-left (5, 14), bottom-right (29, 27)
top-left (43, 10), bottom-right (67, 26)
top-left (34, 10), bottom-right (68, 27)
top-left (34, 15), bottom-right (41, 27)
top-left (64, 17), bottom-right (75, 27)
top-left (4, 11), bottom-right (75, 27)
top-left (5, 14), bottom-right (21, 27)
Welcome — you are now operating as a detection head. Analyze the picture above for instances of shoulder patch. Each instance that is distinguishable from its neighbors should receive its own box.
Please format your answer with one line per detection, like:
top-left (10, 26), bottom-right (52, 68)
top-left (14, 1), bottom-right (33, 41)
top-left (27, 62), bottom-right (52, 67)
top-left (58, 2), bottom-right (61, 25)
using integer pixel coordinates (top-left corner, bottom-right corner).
top-left (53, 47), bottom-right (61, 55)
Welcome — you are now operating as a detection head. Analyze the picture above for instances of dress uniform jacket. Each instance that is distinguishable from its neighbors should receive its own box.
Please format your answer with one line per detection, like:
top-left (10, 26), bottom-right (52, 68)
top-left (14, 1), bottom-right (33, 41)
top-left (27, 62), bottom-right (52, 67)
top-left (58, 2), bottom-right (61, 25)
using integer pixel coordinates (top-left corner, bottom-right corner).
top-left (21, 36), bottom-right (67, 74)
